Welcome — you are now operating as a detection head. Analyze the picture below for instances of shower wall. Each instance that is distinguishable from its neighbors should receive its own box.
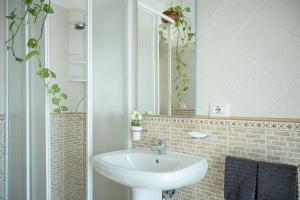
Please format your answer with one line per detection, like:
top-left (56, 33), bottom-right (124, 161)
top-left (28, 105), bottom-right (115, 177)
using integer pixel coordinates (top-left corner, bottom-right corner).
top-left (50, 113), bottom-right (87, 200)
top-left (49, 4), bottom-right (87, 113)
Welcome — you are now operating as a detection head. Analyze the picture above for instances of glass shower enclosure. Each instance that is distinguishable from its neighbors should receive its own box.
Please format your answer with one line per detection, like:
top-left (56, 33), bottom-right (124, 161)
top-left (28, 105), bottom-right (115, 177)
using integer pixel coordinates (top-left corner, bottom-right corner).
top-left (1, 0), bottom-right (89, 199)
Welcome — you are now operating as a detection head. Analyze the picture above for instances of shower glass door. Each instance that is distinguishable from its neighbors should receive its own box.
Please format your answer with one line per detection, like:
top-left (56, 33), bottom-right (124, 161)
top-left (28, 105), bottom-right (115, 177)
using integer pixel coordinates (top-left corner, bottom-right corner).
top-left (5, 0), bottom-right (49, 199)
top-left (0, 0), bottom-right (6, 199)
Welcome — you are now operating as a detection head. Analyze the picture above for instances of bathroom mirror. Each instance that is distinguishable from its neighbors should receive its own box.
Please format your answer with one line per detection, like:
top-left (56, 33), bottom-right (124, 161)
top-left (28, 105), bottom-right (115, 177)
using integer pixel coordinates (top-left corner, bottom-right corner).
top-left (137, 0), bottom-right (196, 116)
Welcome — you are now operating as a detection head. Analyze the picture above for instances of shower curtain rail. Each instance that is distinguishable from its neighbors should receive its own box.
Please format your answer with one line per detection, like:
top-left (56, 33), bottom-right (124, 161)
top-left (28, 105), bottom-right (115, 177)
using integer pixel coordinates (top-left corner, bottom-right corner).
top-left (138, 2), bottom-right (175, 24)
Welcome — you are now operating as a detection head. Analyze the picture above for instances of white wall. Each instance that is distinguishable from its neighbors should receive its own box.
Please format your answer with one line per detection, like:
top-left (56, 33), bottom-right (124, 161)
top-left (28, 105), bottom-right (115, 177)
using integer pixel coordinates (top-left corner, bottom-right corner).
top-left (197, 0), bottom-right (300, 118)
top-left (49, 4), bottom-right (86, 112)
top-left (92, 0), bottom-right (129, 199)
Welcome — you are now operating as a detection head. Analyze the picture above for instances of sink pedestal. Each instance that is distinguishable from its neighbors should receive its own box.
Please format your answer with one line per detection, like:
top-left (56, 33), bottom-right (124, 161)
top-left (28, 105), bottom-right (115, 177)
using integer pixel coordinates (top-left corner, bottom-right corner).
top-left (132, 188), bottom-right (162, 200)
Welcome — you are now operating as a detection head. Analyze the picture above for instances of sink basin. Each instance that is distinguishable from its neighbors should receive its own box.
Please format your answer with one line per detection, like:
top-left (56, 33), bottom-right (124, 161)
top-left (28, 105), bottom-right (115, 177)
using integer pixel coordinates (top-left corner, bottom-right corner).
top-left (93, 148), bottom-right (208, 200)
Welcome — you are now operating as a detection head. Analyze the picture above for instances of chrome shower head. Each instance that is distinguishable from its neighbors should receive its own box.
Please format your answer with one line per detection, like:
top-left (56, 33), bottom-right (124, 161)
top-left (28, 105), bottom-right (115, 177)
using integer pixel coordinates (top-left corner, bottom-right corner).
top-left (74, 22), bottom-right (87, 30)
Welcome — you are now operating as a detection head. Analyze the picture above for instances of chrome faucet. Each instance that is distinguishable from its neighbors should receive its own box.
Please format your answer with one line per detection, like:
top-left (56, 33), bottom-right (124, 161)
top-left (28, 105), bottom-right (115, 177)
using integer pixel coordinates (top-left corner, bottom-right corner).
top-left (152, 139), bottom-right (166, 155)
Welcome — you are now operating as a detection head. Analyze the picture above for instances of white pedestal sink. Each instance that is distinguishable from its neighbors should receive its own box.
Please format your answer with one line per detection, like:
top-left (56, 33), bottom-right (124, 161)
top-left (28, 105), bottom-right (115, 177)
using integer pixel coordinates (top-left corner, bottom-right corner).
top-left (93, 149), bottom-right (208, 200)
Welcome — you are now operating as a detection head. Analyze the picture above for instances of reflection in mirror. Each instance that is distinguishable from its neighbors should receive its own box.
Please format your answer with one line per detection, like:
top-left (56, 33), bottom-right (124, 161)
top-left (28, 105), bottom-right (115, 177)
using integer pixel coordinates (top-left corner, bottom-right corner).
top-left (137, 0), bottom-right (196, 116)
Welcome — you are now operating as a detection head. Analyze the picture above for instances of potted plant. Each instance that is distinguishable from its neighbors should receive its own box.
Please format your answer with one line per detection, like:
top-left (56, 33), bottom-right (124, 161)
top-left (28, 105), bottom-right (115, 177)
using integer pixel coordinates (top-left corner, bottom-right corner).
top-left (160, 4), bottom-right (195, 108)
top-left (131, 111), bottom-right (143, 141)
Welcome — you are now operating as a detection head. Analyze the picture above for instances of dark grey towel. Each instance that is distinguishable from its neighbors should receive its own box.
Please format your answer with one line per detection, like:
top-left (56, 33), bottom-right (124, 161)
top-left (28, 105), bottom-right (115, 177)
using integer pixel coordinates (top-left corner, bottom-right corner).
top-left (257, 161), bottom-right (298, 200)
top-left (224, 156), bottom-right (257, 200)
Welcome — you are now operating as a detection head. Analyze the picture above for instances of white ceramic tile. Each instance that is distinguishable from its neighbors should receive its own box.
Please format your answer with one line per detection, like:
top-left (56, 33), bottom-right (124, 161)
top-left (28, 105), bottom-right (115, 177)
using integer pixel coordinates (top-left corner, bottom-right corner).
top-left (198, 69), bottom-right (232, 114)
top-left (198, 26), bottom-right (229, 68)
top-left (210, 46), bottom-right (255, 90)
top-left (260, 34), bottom-right (300, 86)
top-left (199, 0), bottom-right (252, 67)
top-left (223, 92), bottom-right (257, 117)
top-left (234, 0), bottom-right (266, 11)
top-left (233, 14), bottom-right (285, 63)
top-left (291, 21), bottom-right (300, 38)
top-left (233, 67), bottom-right (286, 115)
top-left (258, 0), bottom-right (300, 31)
top-left (207, 0), bottom-right (252, 43)
top-left (265, 90), bottom-right (300, 118)
top-left (290, 79), bottom-right (300, 100)
top-left (198, 0), bottom-right (223, 32)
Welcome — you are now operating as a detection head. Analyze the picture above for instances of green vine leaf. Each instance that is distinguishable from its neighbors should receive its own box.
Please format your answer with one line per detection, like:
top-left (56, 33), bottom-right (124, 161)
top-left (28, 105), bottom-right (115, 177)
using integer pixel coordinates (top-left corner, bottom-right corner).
top-left (49, 70), bottom-right (56, 78)
top-left (27, 38), bottom-right (38, 48)
top-left (15, 57), bottom-right (24, 63)
top-left (59, 93), bottom-right (68, 100)
top-left (50, 84), bottom-right (61, 94)
top-left (53, 108), bottom-right (61, 113)
top-left (43, 4), bottom-right (54, 14)
top-left (24, 0), bottom-right (33, 5)
top-left (25, 50), bottom-right (39, 60)
top-left (61, 106), bottom-right (68, 112)
top-left (6, 9), bottom-right (17, 20)
top-left (52, 98), bottom-right (60, 105)
top-left (28, 8), bottom-right (37, 16)
top-left (37, 68), bottom-right (50, 78)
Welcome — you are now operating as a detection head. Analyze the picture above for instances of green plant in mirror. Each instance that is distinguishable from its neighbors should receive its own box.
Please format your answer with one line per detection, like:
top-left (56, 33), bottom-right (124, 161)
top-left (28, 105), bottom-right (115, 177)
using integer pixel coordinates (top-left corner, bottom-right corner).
top-left (5, 0), bottom-right (68, 113)
top-left (160, 5), bottom-right (195, 106)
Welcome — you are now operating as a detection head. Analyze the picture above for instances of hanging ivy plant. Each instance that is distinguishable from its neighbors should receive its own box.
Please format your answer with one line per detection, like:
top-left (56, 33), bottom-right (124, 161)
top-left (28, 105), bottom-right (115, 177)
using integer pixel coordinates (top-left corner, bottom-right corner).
top-left (160, 5), bottom-right (195, 107)
top-left (5, 0), bottom-right (68, 113)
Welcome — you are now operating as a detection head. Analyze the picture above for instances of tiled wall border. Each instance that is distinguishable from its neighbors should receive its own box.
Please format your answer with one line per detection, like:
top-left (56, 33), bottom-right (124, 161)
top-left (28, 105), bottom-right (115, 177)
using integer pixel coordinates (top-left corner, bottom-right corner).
top-left (143, 115), bottom-right (300, 131)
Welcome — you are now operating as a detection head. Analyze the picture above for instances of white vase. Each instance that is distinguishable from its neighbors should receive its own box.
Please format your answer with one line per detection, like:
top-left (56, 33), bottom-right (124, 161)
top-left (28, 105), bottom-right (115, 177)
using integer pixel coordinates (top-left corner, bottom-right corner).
top-left (132, 126), bottom-right (142, 141)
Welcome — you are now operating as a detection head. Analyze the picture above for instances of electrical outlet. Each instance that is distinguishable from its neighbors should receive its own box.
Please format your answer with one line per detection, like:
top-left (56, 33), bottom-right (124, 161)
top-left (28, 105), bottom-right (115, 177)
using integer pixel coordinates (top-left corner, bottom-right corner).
top-left (209, 103), bottom-right (230, 117)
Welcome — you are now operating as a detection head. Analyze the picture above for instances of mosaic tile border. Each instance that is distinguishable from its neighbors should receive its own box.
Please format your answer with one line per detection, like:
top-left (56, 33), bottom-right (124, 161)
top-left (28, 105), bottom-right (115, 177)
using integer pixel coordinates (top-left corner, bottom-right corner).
top-left (143, 115), bottom-right (300, 131)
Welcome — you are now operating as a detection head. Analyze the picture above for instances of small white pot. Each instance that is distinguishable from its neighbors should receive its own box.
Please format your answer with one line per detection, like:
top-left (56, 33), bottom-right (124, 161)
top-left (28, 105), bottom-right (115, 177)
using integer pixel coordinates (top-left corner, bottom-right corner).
top-left (132, 126), bottom-right (142, 141)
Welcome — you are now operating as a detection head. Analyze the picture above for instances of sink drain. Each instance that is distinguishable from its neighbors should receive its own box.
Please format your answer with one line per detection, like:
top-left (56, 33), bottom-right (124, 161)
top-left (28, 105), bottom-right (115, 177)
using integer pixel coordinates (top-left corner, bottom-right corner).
top-left (156, 159), bottom-right (159, 164)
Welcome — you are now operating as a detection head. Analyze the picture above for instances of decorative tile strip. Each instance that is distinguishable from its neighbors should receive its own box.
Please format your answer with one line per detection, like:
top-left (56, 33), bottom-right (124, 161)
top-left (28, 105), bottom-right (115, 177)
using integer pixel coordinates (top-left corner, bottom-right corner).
top-left (143, 115), bottom-right (300, 131)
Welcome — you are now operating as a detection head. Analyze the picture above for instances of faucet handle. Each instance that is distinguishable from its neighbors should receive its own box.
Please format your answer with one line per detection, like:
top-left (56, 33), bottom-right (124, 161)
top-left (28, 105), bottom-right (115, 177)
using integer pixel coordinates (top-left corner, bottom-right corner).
top-left (155, 138), bottom-right (166, 145)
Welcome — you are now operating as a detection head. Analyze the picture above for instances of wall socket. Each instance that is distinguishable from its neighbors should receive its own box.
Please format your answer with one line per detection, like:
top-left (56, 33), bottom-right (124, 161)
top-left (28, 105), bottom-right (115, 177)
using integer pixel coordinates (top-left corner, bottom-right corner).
top-left (209, 103), bottom-right (230, 117)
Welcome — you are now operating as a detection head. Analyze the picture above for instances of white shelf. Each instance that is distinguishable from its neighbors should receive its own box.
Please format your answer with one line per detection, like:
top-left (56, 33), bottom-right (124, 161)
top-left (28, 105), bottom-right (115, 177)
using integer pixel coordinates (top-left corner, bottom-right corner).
top-left (70, 61), bottom-right (87, 64)
top-left (69, 78), bottom-right (87, 82)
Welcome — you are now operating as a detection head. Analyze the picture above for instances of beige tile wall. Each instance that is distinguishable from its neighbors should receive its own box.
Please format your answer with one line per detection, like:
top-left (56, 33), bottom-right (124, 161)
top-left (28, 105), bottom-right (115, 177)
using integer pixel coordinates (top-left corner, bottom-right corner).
top-left (0, 113), bottom-right (87, 200)
top-left (51, 113), bottom-right (87, 200)
top-left (133, 116), bottom-right (300, 200)
top-left (0, 115), bottom-right (5, 200)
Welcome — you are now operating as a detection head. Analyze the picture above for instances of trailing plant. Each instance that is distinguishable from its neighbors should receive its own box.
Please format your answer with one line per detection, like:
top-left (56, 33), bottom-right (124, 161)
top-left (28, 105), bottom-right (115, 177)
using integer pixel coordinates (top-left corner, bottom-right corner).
top-left (5, 0), bottom-right (68, 113)
top-left (160, 5), bottom-right (195, 106)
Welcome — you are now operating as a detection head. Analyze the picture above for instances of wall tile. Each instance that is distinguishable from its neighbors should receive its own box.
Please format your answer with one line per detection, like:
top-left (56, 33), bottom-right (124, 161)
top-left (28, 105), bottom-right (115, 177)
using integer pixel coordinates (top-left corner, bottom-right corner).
top-left (136, 116), bottom-right (300, 200)
top-left (199, 0), bottom-right (252, 67)
top-left (233, 14), bottom-right (285, 63)
top-left (291, 21), bottom-right (300, 38)
top-left (198, 0), bottom-right (223, 32)
top-left (50, 113), bottom-right (87, 200)
top-left (198, 0), bottom-right (300, 118)
top-left (265, 90), bottom-right (300, 119)
top-left (210, 46), bottom-right (255, 89)
top-left (258, 0), bottom-right (300, 31)
top-left (233, 67), bottom-right (286, 116)
top-left (260, 34), bottom-right (300, 87)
